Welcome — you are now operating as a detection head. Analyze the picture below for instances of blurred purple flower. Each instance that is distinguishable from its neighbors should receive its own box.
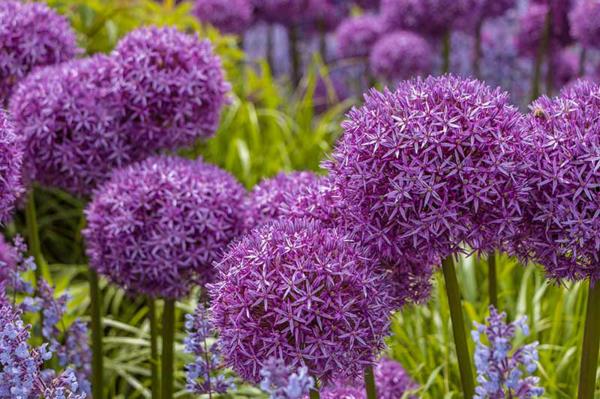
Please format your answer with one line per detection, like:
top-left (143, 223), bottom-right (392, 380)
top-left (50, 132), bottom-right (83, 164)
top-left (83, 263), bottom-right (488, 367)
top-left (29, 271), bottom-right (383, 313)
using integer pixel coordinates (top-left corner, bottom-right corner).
top-left (335, 15), bottom-right (383, 59)
top-left (84, 156), bottom-right (246, 299)
top-left (0, 111), bottom-right (23, 222)
top-left (260, 357), bottom-right (314, 399)
top-left (369, 31), bottom-right (432, 82)
top-left (375, 358), bottom-right (418, 399)
top-left (193, 0), bottom-right (253, 34)
top-left (313, 74), bottom-right (350, 114)
top-left (570, 0), bottom-right (600, 49)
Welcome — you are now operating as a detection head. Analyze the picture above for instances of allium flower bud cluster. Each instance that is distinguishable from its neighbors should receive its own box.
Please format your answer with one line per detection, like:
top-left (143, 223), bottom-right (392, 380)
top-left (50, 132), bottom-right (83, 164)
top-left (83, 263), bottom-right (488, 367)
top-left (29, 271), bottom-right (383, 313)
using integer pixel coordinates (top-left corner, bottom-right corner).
top-left (518, 80), bottom-right (600, 282)
top-left (374, 358), bottom-right (419, 399)
top-left (335, 15), bottom-right (383, 59)
top-left (569, 0), bottom-right (600, 49)
top-left (369, 31), bottom-right (432, 82)
top-left (193, 0), bottom-right (254, 35)
top-left (325, 75), bottom-right (528, 266)
top-left (211, 218), bottom-right (394, 383)
top-left (84, 156), bottom-right (246, 299)
top-left (0, 0), bottom-right (79, 105)
top-left (0, 111), bottom-right (23, 222)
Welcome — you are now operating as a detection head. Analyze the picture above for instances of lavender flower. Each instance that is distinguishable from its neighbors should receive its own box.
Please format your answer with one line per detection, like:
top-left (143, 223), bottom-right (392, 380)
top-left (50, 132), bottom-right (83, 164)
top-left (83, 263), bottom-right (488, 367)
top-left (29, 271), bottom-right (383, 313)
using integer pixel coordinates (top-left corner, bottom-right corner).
top-left (335, 15), bottom-right (383, 59)
top-left (112, 27), bottom-right (230, 151)
top-left (517, 80), bottom-right (600, 282)
top-left (369, 31), bottom-right (432, 82)
top-left (0, 111), bottom-right (23, 222)
top-left (184, 304), bottom-right (234, 395)
top-left (260, 357), bottom-right (314, 399)
top-left (57, 321), bottom-right (92, 397)
top-left (0, 0), bottom-right (79, 104)
top-left (211, 218), bottom-right (394, 383)
top-left (244, 171), bottom-right (319, 231)
top-left (325, 75), bottom-right (529, 268)
top-left (374, 358), bottom-right (419, 399)
top-left (570, 0), bottom-right (600, 49)
top-left (84, 156), bottom-right (246, 299)
top-left (193, 0), bottom-right (253, 35)
top-left (472, 306), bottom-right (543, 398)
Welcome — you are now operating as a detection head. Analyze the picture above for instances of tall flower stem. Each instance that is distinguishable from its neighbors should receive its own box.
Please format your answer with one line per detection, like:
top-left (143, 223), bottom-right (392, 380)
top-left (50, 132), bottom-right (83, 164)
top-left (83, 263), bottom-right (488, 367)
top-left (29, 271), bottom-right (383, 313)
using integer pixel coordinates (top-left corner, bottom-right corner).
top-left (488, 252), bottom-right (498, 308)
top-left (309, 388), bottom-right (320, 399)
top-left (577, 282), bottom-right (600, 399)
top-left (364, 364), bottom-right (378, 399)
top-left (148, 298), bottom-right (160, 399)
top-left (441, 255), bottom-right (475, 398)
top-left (530, 10), bottom-right (551, 101)
top-left (288, 25), bottom-right (301, 86)
top-left (441, 31), bottom-right (451, 74)
top-left (473, 21), bottom-right (483, 78)
top-left (162, 299), bottom-right (176, 399)
top-left (579, 48), bottom-right (587, 77)
top-left (25, 189), bottom-right (50, 284)
top-left (267, 24), bottom-right (275, 73)
top-left (89, 268), bottom-right (104, 399)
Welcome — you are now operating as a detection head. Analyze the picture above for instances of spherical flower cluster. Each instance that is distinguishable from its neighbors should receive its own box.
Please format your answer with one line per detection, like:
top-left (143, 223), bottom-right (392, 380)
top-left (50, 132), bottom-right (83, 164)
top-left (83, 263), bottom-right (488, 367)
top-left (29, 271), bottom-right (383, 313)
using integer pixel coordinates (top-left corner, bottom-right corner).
top-left (0, 1), bottom-right (79, 104)
top-left (278, 176), bottom-right (341, 227)
top-left (532, 0), bottom-right (572, 46)
top-left (516, 3), bottom-right (552, 57)
top-left (0, 110), bottom-right (23, 222)
top-left (570, 0), bottom-right (600, 49)
top-left (252, 0), bottom-right (308, 25)
top-left (550, 49), bottom-right (578, 90)
top-left (244, 171), bottom-right (319, 231)
top-left (112, 27), bottom-right (230, 151)
top-left (193, 0), bottom-right (253, 35)
top-left (305, 0), bottom-right (349, 32)
top-left (369, 31), bottom-right (432, 82)
top-left (325, 75), bottom-right (529, 266)
top-left (319, 386), bottom-right (364, 398)
top-left (474, 0), bottom-right (515, 20)
top-left (335, 15), bottom-right (383, 59)
top-left (375, 358), bottom-right (418, 399)
top-left (211, 218), bottom-right (394, 383)
top-left (9, 55), bottom-right (132, 197)
top-left (518, 80), bottom-right (600, 282)
top-left (381, 0), bottom-right (474, 37)
top-left (84, 156), bottom-right (246, 299)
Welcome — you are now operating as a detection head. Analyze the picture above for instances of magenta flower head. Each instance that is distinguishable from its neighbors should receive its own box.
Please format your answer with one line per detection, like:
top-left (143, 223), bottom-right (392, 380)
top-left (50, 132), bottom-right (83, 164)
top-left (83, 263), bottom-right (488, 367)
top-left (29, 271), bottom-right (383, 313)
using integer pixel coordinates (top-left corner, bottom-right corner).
top-left (112, 27), bottom-right (230, 151)
top-left (211, 218), bottom-right (394, 383)
top-left (244, 171), bottom-right (319, 230)
top-left (518, 80), bottom-right (600, 282)
top-left (193, 0), bottom-right (253, 34)
top-left (570, 0), bottom-right (600, 49)
top-left (0, 110), bottom-right (23, 222)
top-left (305, 0), bottom-right (349, 32)
top-left (551, 49), bottom-right (578, 89)
top-left (335, 15), bottom-right (383, 59)
top-left (84, 156), bottom-right (246, 299)
top-left (325, 75), bottom-right (528, 266)
top-left (369, 31), bottom-right (432, 82)
top-left (375, 358), bottom-right (418, 399)
top-left (8, 55), bottom-right (134, 197)
top-left (0, 1), bottom-right (79, 105)
top-left (516, 4), bottom-right (553, 57)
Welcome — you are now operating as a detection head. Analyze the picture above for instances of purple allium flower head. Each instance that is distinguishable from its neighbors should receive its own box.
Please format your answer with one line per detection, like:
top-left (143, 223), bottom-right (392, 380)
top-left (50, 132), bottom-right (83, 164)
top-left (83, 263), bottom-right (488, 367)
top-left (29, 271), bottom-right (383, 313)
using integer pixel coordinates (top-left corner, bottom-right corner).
top-left (244, 171), bottom-right (319, 231)
top-left (8, 55), bottom-right (136, 197)
top-left (251, 0), bottom-right (308, 25)
top-left (318, 385), bottom-right (364, 398)
top-left (84, 156), bottom-right (246, 299)
top-left (278, 175), bottom-right (341, 227)
top-left (211, 218), bottom-right (394, 383)
top-left (532, 0), bottom-right (572, 45)
top-left (0, 0), bottom-right (79, 105)
top-left (0, 235), bottom-right (17, 286)
top-left (260, 357), bottom-right (315, 399)
top-left (112, 27), bottom-right (230, 150)
top-left (516, 3), bottom-right (553, 57)
top-left (570, 0), bottom-right (600, 49)
top-left (381, 0), bottom-right (475, 37)
top-left (518, 80), bottom-right (600, 282)
top-left (375, 358), bottom-right (418, 399)
top-left (193, 0), bottom-right (253, 34)
top-left (305, 0), bottom-right (350, 32)
top-left (0, 110), bottom-right (23, 222)
top-left (335, 15), bottom-right (383, 59)
top-left (369, 31), bottom-right (432, 82)
top-left (325, 75), bottom-right (529, 266)
top-left (472, 306), bottom-right (543, 399)
top-left (550, 48), bottom-right (578, 90)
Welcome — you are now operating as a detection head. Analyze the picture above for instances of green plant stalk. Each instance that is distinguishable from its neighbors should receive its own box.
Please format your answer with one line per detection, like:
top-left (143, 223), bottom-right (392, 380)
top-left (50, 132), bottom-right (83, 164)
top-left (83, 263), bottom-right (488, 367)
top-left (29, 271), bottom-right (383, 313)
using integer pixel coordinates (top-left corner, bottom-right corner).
top-left (530, 10), bottom-right (551, 101)
top-left (89, 268), bottom-right (104, 399)
top-left (364, 364), bottom-right (378, 399)
top-left (577, 282), bottom-right (600, 399)
top-left (309, 388), bottom-right (320, 399)
top-left (441, 256), bottom-right (475, 398)
top-left (162, 299), bottom-right (176, 399)
top-left (288, 25), bottom-right (301, 86)
top-left (442, 31), bottom-right (451, 74)
top-left (149, 299), bottom-right (160, 399)
top-left (488, 252), bottom-right (498, 308)
top-left (25, 190), bottom-right (51, 284)
top-left (267, 24), bottom-right (275, 73)
top-left (473, 21), bottom-right (483, 78)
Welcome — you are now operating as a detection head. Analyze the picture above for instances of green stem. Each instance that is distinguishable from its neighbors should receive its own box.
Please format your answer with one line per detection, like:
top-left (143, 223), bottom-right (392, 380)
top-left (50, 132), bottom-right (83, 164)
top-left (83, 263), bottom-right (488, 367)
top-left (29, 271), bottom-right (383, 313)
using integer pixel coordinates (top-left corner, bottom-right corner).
top-left (25, 189), bottom-right (50, 284)
top-left (577, 282), bottom-right (600, 399)
top-left (530, 9), bottom-right (551, 101)
top-left (89, 268), bottom-right (104, 399)
top-left (289, 25), bottom-right (301, 86)
top-left (364, 364), bottom-right (378, 399)
top-left (309, 388), bottom-right (320, 399)
top-left (161, 299), bottom-right (176, 399)
top-left (319, 28), bottom-right (327, 63)
top-left (267, 24), bottom-right (274, 74)
top-left (441, 256), bottom-right (475, 398)
top-left (579, 48), bottom-right (587, 77)
top-left (442, 31), bottom-right (451, 74)
top-left (473, 21), bottom-right (483, 78)
top-left (488, 252), bottom-right (498, 308)
top-left (149, 299), bottom-right (161, 399)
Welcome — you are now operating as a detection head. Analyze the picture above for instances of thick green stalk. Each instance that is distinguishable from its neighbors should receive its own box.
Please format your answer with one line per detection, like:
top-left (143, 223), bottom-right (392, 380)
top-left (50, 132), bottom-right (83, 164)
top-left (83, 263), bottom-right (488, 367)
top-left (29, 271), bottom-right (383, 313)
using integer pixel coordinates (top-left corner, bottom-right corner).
top-left (364, 365), bottom-right (378, 399)
top-left (267, 25), bottom-right (275, 73)
top-left (161, 299), bottom-right (176, 399)
top-left (309, 389), bottom-right (320, 399)
top-left (89, 268), bottom-right (104, 399)
top-left (442, 31), bottom-right (451, 74)
top-left (25, 190), bottom-right (51, 284)
top-left (149, 299), bottom-right (160, 399)
top-left (488, 253), bottom-right (498, 308)
top-left (441, 256), bottom-right (475, 398)
top-left (288, 25), bottom-right (301, 86)
top-left (577, 282), bottom-right (600, 399)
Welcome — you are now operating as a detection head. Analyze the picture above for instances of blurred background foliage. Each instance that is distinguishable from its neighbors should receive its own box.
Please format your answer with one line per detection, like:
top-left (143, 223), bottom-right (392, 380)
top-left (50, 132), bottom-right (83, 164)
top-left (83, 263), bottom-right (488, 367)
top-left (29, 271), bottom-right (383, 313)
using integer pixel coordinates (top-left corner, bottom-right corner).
top-left (9, 0), bottom-right (590, 398)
